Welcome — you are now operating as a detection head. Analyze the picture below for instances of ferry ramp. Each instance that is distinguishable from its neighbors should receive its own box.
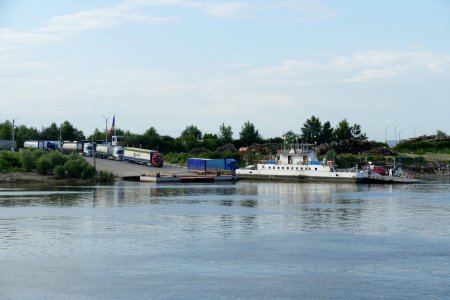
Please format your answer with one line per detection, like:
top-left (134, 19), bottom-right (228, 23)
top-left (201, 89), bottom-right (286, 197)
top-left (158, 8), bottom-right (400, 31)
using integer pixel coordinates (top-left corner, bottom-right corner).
top-left (84, 157), bottom-right (188, 179)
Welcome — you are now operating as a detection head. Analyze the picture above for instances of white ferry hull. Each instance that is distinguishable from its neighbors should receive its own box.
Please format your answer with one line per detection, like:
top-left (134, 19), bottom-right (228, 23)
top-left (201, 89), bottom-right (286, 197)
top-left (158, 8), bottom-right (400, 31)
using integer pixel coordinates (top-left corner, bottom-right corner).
top-left (236, 166), bottom-right (367, 182)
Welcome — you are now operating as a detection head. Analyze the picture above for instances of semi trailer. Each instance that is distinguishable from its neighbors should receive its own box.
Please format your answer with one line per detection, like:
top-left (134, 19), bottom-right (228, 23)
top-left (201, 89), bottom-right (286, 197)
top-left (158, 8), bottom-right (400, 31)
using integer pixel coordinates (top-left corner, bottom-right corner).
top-left (123, 147), bottom-right (163, 168)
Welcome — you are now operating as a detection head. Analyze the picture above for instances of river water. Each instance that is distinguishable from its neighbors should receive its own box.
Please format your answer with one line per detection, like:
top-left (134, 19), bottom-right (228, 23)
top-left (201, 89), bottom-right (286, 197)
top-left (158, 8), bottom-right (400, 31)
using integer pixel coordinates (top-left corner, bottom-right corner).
top-left (1, 180), bottom-right (449, 299)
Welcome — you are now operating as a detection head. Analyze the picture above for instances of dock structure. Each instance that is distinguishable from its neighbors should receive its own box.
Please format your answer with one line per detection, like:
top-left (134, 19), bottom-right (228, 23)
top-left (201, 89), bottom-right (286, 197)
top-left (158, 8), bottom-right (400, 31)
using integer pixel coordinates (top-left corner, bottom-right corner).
top-left (140, 173), bottom-right (236, 183)
top-left (366, 174), bottom-right (421, 183)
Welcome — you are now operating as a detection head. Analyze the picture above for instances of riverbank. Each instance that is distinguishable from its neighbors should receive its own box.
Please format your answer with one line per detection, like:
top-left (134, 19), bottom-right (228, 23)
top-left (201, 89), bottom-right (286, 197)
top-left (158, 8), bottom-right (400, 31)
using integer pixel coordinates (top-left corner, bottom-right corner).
top-left (0, 172), bottom-right (97, 185)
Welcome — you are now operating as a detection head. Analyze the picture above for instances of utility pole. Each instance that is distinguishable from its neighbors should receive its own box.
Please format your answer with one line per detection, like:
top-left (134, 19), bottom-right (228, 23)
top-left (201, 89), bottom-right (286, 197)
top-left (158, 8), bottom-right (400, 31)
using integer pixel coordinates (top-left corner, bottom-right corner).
top-left (92, 137), bottom-right (96, 172)
top-left (394, 126), bottom-right (399, 144)
top-left (385, 126), bottom-right (389, 144)
top-left (102, 116), bottom-right (108, 144)
top-left (11, 118), bottom-right (16, 142)
top-left (11, 117), bottom-right (18, 150)
top-left (59, 124), bottom-right (62, 151)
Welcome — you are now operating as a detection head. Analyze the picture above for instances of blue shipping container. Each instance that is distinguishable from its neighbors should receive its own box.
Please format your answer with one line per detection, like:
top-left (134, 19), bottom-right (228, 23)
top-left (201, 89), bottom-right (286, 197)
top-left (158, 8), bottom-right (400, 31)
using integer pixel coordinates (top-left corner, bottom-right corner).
top-left (188, 158), bottom-right (236, 172)
top-left (187, 158), bottom-right (207, 172)
top-left (206, 159), bottom-right (225, 171)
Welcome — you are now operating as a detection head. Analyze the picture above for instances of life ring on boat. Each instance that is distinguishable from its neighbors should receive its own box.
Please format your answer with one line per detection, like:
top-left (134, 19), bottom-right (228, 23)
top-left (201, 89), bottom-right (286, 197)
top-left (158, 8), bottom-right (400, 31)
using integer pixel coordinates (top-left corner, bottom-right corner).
top-left (278, 161), bottom-right (282, 165)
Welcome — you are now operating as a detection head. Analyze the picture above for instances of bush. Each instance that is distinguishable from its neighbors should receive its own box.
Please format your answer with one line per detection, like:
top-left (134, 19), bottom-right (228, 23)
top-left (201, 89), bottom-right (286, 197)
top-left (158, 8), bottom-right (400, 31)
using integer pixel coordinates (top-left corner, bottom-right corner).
top-left (0, 150), bottom-right (21, 171)
top-left (36, 156), bottom-right (53, 175)
top-left (64, 159), bottom-right (84, 178)
top-left (81, 165), bottom-right (96, 179)
top-left (53, 165), bottom-right (66, 178)
top-left (96, 170), bottom-right (115, 182)
top-left (335, 154), bottom-right (358, 168)
top-left (48, 151), bottom-right (67, 166)
top-left (19, 150), bottom-right (35, 171)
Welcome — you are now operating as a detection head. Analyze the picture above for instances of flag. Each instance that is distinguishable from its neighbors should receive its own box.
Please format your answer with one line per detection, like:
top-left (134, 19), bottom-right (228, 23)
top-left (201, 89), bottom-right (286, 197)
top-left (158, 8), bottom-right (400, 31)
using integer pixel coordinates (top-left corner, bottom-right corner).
top-left (109, 114), bottom-right (115, 136)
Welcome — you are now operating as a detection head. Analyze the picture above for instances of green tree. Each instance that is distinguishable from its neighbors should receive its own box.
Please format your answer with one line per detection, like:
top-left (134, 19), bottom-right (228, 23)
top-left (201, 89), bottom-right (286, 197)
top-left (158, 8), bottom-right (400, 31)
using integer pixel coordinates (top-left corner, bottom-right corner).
top-left (42, 123), bottom-right (60, 140)
top-left (301, 116), bottom-right (322, 144)
top-left (88, 128), bottom-right (106, 141)
top-left (239, 121), bottom-right (262, 146)
top-left (320, 121), bottom-right (334, 144)
top-left (15, 125), bottom-right (39, 147)
top-left (180, 125), bottom-right (202, 140)
top-left (180, 125), bottom-right (202, 151)
top-left (218, 123), bottom-right (233, 145)
top-left (0, 121), bottom-right (12, 140)
top-left (123, 130), bottom-right (140, 147)
top-left (141, 127), bottom-right (161, 150)
top-left (436, 129), bottom-right (447, 139)
top-left (333, 119), bottom-right (353, 141)
top-left (61, 120), bottom-right (85, 141)
top-left (351, 123), bottom-right (367, 141)
top-left (202, 133), bottom-right (220, 151)
top-left (284, 130), bottom-right (298, 144)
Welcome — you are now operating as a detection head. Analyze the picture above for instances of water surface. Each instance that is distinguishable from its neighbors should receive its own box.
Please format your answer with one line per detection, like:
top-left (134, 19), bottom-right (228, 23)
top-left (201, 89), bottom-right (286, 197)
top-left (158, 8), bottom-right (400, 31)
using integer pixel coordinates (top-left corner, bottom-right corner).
top-left (1, 181), bottom-right (449, 299)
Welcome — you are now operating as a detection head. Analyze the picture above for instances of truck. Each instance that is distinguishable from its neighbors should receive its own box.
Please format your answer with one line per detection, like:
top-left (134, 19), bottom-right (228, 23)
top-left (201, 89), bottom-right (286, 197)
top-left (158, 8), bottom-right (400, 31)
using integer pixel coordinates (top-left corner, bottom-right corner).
top-left (62, 141), bottom-right (83, 153)
top-left (123, 147), bottom-right (163, 168)
top-left (95, 144), bottom-right (124, 161)
top-left (83, 143), bottom-right (94, 157)
top-left (187, 158), bottom-right (238, 174)
top-left (0, 140), bottom-right (17, 150)
top-left (24, 140), bottom-right (60, 151)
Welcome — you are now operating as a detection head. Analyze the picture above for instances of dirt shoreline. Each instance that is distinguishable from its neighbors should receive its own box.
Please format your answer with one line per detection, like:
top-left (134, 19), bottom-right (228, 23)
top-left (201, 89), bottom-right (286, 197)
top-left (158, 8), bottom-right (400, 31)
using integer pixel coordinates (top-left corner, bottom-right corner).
top-left (0, 172), bottom-right (93, 185)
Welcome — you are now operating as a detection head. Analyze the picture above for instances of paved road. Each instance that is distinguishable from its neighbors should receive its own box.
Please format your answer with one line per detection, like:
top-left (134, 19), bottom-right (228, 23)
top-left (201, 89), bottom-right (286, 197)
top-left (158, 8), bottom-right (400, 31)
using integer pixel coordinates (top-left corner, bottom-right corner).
top-left (84, 157), bottom-right (188, 178)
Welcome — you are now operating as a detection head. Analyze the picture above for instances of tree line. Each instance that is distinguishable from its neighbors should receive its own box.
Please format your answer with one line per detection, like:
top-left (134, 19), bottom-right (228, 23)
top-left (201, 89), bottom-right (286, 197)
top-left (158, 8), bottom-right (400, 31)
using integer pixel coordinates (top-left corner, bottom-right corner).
top-left (0, 116), bottom-right (368, 153)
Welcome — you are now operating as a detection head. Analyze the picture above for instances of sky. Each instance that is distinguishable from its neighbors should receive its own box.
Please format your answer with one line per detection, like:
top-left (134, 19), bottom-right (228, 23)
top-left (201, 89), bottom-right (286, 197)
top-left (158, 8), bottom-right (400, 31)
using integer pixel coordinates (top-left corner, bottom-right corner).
top-left (1, 0), bottom-right (449, 141)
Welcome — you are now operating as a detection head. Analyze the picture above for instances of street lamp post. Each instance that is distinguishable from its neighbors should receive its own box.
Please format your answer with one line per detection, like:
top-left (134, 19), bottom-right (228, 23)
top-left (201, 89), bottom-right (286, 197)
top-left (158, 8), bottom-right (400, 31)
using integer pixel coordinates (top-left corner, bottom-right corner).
top-left (385, 126), bottom-right (389, 144)
top-left (395, 126), bottom-right (399, 144)
top-left (102, 116), bottom-right (108, 144)
top-left (11, 118), bottom-right (16, 142)
top-left (11, 117), bottom-right (18, 150)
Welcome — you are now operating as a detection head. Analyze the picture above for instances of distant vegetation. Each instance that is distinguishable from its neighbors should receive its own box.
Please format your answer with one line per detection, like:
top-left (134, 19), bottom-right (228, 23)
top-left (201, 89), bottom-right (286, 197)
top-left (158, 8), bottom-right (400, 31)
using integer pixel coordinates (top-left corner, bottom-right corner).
top-left (1, 117), bottom-right (449, 173)
top-left (0, 116), bottom-right (369, 153)
top-left (0, 149), bottom-right (114, 182)
top-left (394, 132), bottom-right (450, 154)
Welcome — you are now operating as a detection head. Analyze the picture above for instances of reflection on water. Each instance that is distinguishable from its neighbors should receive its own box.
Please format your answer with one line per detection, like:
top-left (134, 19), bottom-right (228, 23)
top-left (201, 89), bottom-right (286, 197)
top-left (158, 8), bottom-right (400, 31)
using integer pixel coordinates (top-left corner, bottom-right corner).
top-left (1, 180), bottom-right (450, 299)
top-left (1, 181), bottom-right (449, 236)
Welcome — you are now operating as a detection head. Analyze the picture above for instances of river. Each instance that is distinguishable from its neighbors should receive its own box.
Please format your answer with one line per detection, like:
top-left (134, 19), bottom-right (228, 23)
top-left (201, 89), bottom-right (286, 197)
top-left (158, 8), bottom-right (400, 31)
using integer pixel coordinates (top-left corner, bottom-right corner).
top-left (1, 180), bottom-right (449, 299)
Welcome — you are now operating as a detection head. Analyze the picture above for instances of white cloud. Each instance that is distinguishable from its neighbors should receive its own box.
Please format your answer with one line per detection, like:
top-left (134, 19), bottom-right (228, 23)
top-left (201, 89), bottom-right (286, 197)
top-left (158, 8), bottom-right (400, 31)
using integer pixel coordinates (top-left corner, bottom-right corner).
top-left (36, 7), bottom-right (175, 35)
top-left (122, 0), bottom-right (334, 20)
top-left (248, 51), bottom-right (450, 84)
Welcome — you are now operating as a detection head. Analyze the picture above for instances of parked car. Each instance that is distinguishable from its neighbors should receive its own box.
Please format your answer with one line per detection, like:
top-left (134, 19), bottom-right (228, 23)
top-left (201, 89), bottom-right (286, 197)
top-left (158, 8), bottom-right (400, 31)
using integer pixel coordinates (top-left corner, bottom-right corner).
top-left (372, 166), bottom-right (386, 175)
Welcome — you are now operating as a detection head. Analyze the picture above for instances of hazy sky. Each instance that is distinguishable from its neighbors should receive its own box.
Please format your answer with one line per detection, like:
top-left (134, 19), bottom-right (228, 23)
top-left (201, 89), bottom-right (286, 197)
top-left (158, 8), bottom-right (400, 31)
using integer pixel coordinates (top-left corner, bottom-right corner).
top-left (1, 0), bottom-right (449, 141)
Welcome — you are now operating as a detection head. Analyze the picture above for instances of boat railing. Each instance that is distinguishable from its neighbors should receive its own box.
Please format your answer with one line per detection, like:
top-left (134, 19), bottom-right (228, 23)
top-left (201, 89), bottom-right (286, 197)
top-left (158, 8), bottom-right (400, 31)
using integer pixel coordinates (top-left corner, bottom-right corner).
top-left (335, 167), bottom-right (361, 173)
top-left (278, 143), bottom-right (315, 155)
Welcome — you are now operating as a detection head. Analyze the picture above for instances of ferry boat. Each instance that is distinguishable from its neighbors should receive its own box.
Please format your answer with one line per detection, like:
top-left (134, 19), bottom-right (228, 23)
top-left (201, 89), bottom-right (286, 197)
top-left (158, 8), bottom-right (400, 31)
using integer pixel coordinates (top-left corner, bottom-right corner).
top-left (236, 143), bottom-right (368, 182)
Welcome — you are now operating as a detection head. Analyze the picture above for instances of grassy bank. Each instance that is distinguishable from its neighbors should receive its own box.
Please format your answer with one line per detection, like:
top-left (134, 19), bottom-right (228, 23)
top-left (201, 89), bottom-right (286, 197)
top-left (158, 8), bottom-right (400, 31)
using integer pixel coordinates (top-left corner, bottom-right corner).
top-left (0, 149), bottom-right (115, 182)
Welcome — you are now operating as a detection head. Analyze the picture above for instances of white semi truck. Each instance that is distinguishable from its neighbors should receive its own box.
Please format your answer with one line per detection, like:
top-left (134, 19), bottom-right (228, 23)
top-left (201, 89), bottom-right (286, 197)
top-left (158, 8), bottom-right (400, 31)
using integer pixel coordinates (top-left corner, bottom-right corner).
top-left (83, 143), bottom-right (94, 157)
top-left (95, 144), bottom-right (124, 160)
top-left (24, 140), bottom-right (60, 151)
top-left (124, 147), bottom-right (163, 168)
top-left (62, 141), bottom-right (83, 153)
